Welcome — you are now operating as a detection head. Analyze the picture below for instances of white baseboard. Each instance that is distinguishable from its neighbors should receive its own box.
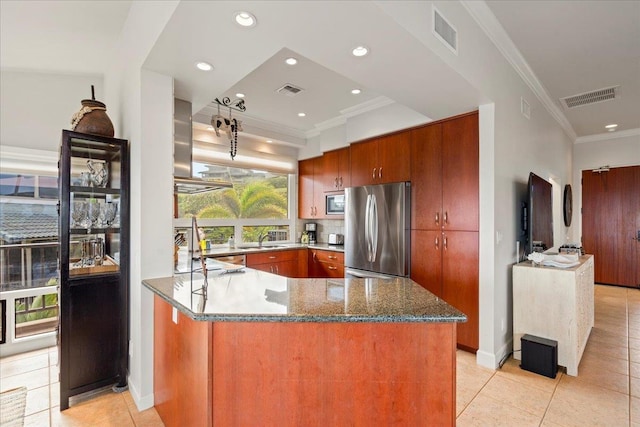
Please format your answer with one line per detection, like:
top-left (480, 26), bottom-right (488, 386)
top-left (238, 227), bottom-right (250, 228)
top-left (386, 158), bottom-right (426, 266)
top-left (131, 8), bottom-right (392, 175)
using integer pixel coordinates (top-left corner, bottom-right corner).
top-left (127, 378), bottom-right (155, 411)
top-left (476, 338), bottom-right (513, 369)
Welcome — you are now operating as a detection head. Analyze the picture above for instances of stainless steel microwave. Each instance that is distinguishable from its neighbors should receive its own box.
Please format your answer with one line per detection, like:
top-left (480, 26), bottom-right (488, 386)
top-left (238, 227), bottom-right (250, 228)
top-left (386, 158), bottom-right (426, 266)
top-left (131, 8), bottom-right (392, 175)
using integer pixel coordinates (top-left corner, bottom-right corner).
top-left (326, 193), bottom-right (345, 215)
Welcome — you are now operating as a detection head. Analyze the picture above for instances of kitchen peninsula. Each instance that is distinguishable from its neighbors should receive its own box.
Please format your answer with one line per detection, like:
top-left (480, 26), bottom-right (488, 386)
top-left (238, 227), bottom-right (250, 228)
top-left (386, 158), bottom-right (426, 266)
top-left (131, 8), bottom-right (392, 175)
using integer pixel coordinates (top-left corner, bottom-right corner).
top-left (143, 266), bottom-right (466, 426)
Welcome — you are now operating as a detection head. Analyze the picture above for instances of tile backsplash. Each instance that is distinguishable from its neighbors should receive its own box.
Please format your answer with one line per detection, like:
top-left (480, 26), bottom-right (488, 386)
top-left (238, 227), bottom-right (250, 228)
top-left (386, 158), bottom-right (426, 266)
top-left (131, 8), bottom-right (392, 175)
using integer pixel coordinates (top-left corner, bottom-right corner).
top-left (295, 219), bottom-right (345, 243)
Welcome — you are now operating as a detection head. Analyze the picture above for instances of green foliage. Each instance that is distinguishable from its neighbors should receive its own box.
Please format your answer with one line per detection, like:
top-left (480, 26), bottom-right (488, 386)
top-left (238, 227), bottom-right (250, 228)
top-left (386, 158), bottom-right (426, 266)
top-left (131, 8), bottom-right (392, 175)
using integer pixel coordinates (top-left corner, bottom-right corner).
top-left (193, 181), bottom-right (287, 220)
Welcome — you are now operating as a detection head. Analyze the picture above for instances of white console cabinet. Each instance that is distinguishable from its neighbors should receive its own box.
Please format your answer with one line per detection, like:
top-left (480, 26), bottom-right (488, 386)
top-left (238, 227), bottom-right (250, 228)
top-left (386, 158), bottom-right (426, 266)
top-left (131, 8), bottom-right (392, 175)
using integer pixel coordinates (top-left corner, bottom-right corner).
top-left (513, 255), bottom-right (594, 376)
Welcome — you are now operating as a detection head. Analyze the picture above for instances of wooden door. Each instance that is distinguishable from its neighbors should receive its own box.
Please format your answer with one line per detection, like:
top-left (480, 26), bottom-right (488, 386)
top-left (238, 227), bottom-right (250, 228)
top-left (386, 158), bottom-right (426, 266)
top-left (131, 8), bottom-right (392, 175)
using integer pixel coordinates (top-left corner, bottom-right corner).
top-left (442, 112), bottom-right (479, 232)
top-left (411, 230), bottom-right (443, 297)
top-left (410, 124), bottom-right (443, 230)
top-left (582, 165), bottom-right (640, 287)
top-left (378, 132), bottom-right (410, 184)
top-left (350, 139), bottom-right (377, 187)
top-left (298, 158), bottom-right (315, 219)
top-left (322, 150), bottom-right (340, 192)
top-left (337, 146), bottom-right (351, 189)
top-left (442, 231), bottom-right (479, 351)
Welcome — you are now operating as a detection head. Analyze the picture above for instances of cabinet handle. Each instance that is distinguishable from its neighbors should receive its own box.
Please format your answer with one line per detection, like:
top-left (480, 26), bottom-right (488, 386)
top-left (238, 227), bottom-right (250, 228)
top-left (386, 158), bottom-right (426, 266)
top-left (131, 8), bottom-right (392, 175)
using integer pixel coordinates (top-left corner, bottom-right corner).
top-left (313, 252), bottom-right (317, 262)
top-left (335, 177), bottom-right (339, 188)
top-left (379, 167), bottom-right (382, 179)
top-left (276, 265), bottom-right (279, 274)
top-left (328, 255), bottom-right (337, 260)
top-left (339, 177), bottom-right (343, 188)
top-left (443, 236), bottom-right (448, 250)
top-left (435, 212), bottom-right (440, 225)
top-left (444, 211), bottom-right (448, 224)
top-left (269, 256), bottom-right (277, 260)
top-left (435, 236), bottom-right (439, 249)
top-left (270, 265), bottom-right (274, 273)
top-left (310, 207), bottom-right (314, 216)
top-left (328, 266), bottom-right (337, 270)
top-left (372, 168), bottom-right (377, 180)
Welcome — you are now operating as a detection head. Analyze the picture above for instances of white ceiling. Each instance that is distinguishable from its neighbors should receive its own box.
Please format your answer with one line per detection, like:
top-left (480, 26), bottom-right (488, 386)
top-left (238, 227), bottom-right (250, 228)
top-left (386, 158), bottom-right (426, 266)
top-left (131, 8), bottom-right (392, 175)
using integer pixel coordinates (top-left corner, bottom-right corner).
top-left (1, 1), bottom-right (638, 143)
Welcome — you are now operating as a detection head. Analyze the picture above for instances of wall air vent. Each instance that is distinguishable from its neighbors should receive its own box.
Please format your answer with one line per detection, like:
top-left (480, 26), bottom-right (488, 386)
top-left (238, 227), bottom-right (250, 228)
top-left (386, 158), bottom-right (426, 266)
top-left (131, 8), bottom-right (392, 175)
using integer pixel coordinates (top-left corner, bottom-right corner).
top-left (276, 83), bottom-right (304, 97)
top-left (560, 85), bottom-right (619, 109)
top-left (432, 6), bottom-right (458, 55)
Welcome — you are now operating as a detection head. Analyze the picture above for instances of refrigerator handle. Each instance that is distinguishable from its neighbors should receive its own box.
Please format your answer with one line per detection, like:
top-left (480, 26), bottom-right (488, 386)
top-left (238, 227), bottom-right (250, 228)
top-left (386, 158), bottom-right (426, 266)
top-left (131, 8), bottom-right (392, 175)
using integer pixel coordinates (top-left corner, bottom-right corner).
top-left (365, 194), bottom-right (372, 262)
top-left (371, 194), bottom-right (378, 262)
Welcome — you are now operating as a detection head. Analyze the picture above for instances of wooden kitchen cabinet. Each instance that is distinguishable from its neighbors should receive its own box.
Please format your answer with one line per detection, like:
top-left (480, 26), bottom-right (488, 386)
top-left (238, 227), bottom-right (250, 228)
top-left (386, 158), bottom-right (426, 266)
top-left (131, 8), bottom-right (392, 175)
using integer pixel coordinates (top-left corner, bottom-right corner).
top-left (308, 249), bottom-right (344, 278)
top-left (246, 249), bottom-right (301, 277)
top-left (442, 112), bottom-right (479, 232)
top-left (350, 132), bottom-right (410, 187)
top-left (322, 147), bottom-right (350, 191)
top-left (410, 111), bottom-right (479, 352)
top-left (441, 231), bottom-right (479, 352)
top-left (298, 156), bottom-right (325, 219)
top-left (411, 112), bottom-right (478, 231)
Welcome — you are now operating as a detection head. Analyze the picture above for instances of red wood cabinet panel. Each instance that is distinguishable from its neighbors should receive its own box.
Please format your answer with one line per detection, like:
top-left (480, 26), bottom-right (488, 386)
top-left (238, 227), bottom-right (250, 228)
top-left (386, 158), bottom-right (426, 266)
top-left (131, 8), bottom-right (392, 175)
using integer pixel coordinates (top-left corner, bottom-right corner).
top-left (308, 249), bottom-right (345, 278)
top-left (211, 322), bottom-right (456, 426)
top-left (378, 132), bottom-right (410, 184)
top-left (442, 113), bottom-right (479, 232)
top-left (154, 296), bottom-right (212, 427)
top-left (350, 139), bottom-right (378, 187)
top-left (350, 133), bottom-right (410, 187)
top-left (298, 157), bottom-right (315, 219)
top-left (322, 147), bottom-right (351, 191)
top-left (411, 124), bottom-right (443, 230)
top-left (410, 230), bottom-right (443, 297)
top-left (442, 230), bottom-right (479, 351)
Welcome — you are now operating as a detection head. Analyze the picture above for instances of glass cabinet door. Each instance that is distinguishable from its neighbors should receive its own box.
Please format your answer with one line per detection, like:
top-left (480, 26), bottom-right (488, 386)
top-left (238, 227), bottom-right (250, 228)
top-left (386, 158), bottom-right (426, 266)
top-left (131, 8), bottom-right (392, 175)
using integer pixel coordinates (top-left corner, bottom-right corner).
top-left (60, 133), bottom-right (127, 278)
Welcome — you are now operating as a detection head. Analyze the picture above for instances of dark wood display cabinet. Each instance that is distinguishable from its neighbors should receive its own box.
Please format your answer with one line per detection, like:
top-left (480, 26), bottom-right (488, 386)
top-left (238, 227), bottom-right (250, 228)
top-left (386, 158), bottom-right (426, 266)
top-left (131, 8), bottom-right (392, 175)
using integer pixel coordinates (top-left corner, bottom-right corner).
top-left (58, 130), bottom-right (129, 410)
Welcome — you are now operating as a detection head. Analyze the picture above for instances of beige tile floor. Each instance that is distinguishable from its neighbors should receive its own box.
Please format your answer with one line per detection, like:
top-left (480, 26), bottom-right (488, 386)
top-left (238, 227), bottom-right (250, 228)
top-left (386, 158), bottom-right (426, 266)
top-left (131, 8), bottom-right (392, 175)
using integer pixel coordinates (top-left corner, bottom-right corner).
top-left (0, 284), bottom-right (635, 426)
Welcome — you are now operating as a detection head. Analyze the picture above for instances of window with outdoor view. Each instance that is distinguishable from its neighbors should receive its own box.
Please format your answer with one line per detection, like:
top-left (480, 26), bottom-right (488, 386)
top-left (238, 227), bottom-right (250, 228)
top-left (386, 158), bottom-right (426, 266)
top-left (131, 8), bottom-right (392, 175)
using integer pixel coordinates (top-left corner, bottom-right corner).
top-left (175, 164), bottom-right (293, 246)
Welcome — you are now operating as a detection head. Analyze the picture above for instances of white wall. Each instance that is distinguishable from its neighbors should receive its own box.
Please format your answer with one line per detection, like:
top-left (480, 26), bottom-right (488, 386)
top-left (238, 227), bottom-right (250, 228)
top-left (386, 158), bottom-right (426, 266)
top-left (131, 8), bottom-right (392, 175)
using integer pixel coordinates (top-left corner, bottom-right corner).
top-left (0, 71), bottom-right (103, 150)
top-left (382, 1), bottom-right (575, 368)
top-left (103, 0), bottom-right (179, 411)
top-left (573, 132), bottom-right (640, 242)
top-left (298, 102), bottom-right (430, 160)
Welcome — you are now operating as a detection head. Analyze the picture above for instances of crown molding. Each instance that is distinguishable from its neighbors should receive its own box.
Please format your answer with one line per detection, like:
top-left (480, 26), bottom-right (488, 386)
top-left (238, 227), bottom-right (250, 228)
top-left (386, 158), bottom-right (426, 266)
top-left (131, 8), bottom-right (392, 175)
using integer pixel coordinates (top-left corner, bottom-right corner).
top-left (461, 1), bottom-right (578, 142)
top-left (574, 127), bottom-right (640, 144)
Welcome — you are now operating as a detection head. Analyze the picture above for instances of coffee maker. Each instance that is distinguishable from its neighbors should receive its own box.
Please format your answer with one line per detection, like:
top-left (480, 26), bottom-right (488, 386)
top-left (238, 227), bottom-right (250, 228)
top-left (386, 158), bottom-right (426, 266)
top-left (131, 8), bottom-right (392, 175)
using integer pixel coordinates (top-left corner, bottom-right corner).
top-left (305, 223), bottom-right (317, 244)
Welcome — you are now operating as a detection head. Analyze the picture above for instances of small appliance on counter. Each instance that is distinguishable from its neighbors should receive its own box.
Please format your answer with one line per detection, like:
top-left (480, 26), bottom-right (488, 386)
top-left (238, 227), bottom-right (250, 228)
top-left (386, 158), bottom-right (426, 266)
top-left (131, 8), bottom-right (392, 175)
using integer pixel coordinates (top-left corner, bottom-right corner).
top-left (328, 233), bottom-right (344, 245)
top-left (305, 223), bottom-right (317, 244)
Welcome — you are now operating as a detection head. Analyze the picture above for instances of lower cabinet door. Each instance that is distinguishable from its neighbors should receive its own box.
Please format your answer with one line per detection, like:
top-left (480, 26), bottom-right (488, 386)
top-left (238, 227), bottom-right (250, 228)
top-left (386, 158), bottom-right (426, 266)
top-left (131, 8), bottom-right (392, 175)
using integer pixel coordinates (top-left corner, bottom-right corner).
top-left (411, 230), bottom-right (443, 297)
top-left (442, 231), bottom-right (479, 351)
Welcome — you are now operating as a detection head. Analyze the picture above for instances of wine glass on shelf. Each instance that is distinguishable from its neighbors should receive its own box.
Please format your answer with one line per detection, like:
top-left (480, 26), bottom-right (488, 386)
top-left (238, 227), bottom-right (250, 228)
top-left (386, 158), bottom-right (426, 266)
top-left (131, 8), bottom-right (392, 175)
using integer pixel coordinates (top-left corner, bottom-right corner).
top-left (104, 202), bottom-right (118, 227)
top-left (71, 201), bottom-right (87, 228)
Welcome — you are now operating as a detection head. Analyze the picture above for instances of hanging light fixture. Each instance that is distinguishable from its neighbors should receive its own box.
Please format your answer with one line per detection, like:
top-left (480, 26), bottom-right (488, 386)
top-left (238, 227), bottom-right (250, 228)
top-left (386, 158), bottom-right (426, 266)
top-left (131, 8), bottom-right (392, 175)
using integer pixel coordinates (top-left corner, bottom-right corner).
top-left (210, 97), bottom-right (246, 160)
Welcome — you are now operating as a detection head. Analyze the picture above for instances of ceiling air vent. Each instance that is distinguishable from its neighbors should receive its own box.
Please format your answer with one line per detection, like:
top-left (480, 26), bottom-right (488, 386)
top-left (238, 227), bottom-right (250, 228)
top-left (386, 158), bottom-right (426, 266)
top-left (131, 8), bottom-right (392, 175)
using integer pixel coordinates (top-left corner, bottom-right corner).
top-left (432, 6), bottom-right (457, 55)
top-left (560, 85), bottom-right (619, 109)
top-left (276, 83), bottom-right (304, 97)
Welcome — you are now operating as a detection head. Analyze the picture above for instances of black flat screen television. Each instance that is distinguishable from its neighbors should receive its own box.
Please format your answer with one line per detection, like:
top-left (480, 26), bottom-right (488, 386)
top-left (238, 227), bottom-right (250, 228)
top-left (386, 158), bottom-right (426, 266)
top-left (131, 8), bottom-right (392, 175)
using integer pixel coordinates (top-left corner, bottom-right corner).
top-left (527, 172), bottom-right (553, 254)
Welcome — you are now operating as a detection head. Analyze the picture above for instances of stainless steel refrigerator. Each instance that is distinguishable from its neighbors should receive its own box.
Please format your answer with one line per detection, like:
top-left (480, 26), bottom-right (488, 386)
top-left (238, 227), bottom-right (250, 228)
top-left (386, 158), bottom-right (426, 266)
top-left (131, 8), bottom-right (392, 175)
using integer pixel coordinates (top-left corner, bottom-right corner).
top-left (344, 182), bottom-right (410, 278)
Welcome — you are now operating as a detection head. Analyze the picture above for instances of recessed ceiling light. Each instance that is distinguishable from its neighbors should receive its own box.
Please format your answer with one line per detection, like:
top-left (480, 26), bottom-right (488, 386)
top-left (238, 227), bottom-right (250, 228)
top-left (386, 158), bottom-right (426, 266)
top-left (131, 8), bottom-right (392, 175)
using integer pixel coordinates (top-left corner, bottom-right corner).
top-left (352, 46), bottom-right (369, 57)
top-left (605, 123), bottom-right (618, 129)
top-left (285, 57), bottom-right (298, 65)
top-left (351, 89), bottom-right (361, 95)
top-left (266, 140), bottom-right (273, 144)
top-left (195, 61), bottom-right (213, 71)
top-left (298, 112), bottom-right (306, 117)
top-left (236, 93), bottom-right (245, 98)
top-left (235, 11), bottom-right (257, 27)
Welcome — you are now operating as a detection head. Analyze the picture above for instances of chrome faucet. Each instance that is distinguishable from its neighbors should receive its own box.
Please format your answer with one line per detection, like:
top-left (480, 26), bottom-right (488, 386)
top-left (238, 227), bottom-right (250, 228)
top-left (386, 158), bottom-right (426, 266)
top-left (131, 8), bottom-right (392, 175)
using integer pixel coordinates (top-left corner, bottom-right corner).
top-left (258, 232), bottom-right (269, 247)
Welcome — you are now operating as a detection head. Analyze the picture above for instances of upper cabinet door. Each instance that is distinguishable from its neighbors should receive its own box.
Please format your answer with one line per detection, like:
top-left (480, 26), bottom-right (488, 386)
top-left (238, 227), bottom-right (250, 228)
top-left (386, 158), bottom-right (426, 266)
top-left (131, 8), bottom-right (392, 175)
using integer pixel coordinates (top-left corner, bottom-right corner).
top-left (410, 124), bottom-right (443, 230)
top-left (442, 112), bottom-right (479, 232)
top-left (337, 147), bottom-right (350, 189)
top-left (322, 150), bottom-right (341, 192)
top-left (377, 132), bottom-right (410, 184)
top-left (350, 139), bottom-right (378, 187)
top-left (298, 158), bottom-right (316, 219)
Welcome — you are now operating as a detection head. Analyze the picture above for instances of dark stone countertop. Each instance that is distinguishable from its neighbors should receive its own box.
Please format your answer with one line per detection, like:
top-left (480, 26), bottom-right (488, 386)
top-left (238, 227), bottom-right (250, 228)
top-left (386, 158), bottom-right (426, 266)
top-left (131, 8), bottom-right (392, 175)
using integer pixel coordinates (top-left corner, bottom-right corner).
top-left (143, 267), bottom-right (467, 324)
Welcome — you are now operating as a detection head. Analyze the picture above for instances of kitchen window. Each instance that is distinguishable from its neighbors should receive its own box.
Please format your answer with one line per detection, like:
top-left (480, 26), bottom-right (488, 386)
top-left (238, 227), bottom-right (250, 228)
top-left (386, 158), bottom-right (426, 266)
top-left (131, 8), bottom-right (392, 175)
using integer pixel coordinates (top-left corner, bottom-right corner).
top-left (175, 164), bottom-right (294, 245)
